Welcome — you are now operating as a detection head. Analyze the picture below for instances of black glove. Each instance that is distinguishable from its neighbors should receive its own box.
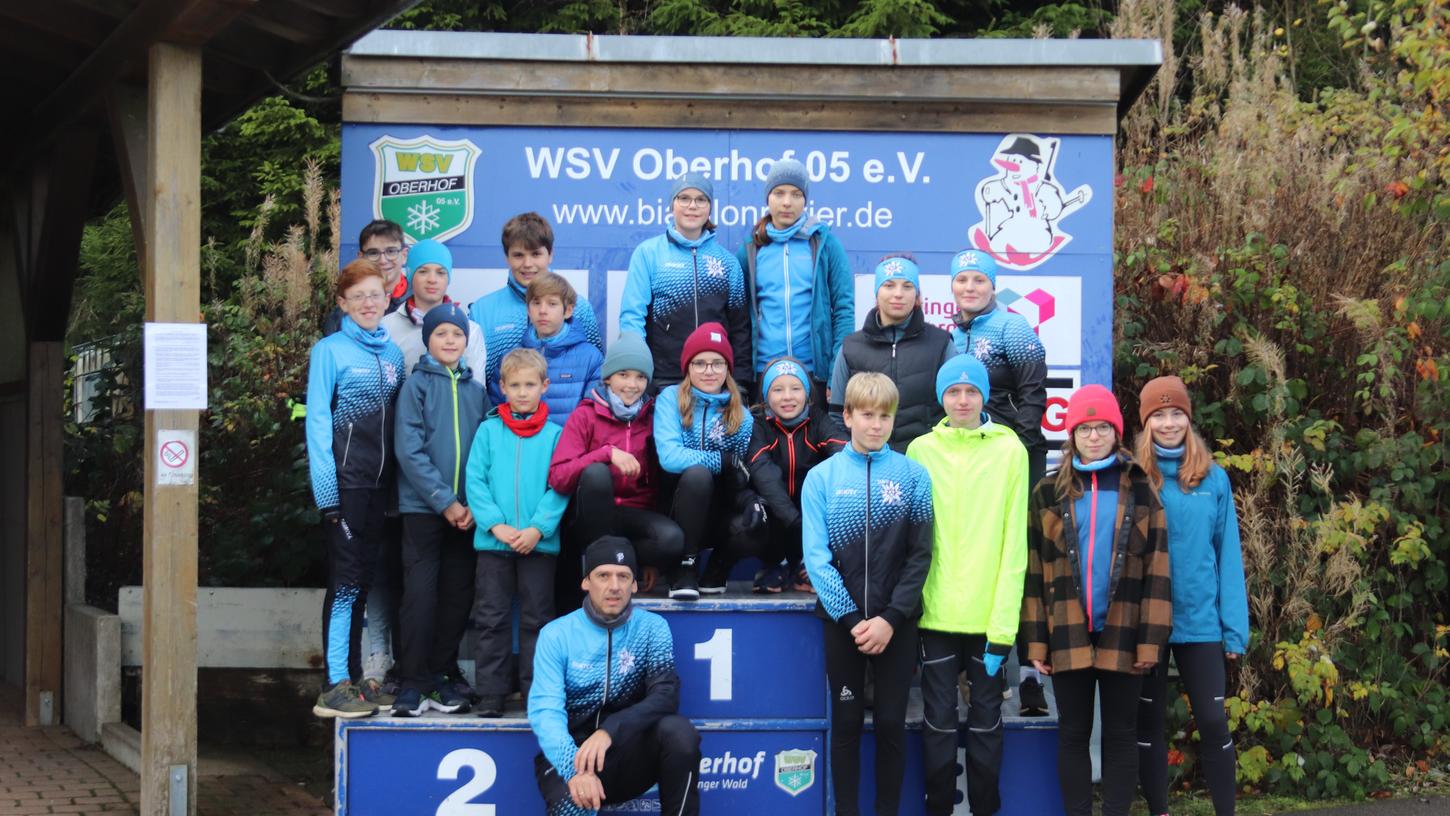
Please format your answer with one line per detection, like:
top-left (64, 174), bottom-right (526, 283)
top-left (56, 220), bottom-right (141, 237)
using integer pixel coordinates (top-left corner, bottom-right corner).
top-left (728, 491), bottom-right (769, 537)
top-left (719, 451), bottom-right (751, 490)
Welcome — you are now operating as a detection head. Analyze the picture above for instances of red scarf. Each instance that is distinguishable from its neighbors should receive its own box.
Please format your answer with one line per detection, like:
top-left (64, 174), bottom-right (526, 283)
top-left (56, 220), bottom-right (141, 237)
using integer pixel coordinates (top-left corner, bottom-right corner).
top-left (499, 403), bottom-right (550, 437)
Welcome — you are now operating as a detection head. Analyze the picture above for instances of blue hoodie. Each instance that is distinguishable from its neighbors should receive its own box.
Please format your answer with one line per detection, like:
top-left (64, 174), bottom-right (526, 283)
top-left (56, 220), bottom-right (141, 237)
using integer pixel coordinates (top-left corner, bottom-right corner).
top-left (393, 353), bottom-right (490, 515)
top-left (652, 384), bottom-right (754, 474)
top-left (529, 601), bottom-right (679, 783)
top-left (468, 275), bottom-right (603, 405)
top-left (1155, 448), bottom-right (1250, 653)
top-left (738, 219), bottom-right (854, 378)
top-left (1071, 455), bottom-right (1122, 632)
top-left (620, 227), bottom-right (752, 388)
top-left (464, 409), bottom-right (569, 555)
top-left (520, 321), bottom-right (603, 427)
top-left (305, 316), bottom-right (406, 509)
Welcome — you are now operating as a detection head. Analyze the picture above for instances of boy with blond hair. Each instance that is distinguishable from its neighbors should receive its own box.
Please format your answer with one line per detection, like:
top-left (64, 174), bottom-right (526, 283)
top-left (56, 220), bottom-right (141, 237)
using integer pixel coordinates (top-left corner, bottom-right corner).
top-left (465, 348), bottom-right (569, 717)
top-left (801, 372), bottom-right (934, 816)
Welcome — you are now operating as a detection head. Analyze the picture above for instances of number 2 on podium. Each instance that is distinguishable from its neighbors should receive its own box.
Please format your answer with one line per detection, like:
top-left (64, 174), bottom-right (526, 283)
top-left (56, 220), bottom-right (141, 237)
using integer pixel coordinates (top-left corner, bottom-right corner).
top-left (693, 628), bottom-right (734, 701)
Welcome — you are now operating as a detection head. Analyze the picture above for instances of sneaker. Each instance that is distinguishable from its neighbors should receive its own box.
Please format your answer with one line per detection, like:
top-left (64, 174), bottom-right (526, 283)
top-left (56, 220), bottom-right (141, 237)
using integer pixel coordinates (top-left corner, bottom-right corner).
top-left (443, 669), bottom-right (478, 705)
top-left (426, 676), bottom-right (470, 714)
top-left (475, 694), bottom-right (505, 718)
top-left (1019, 676), bottom-right (1049, 716)
top-left (313, 682), bottom-right (377, 719)
top-left (668, 559), bottom-right (700, 601)
top-left (392, 688), bottom-right (425, 717)
top-left (699, 556), bottom-right (731, 595)
top-left (753, 562), bottom-right (789, 594)
top-left (790, 564), bottom-right (814, 594)
top-left (360, 677), bottom-right (396, 707)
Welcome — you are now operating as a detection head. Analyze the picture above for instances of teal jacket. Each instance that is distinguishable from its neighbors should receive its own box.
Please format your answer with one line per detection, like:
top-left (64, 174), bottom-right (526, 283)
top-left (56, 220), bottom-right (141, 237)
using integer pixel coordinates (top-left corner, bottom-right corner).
top-left (737, 220), bottom-right (854, 380)
top-left (1155, 450), bottom-right (1250, 653)
top-left (464, 409), bottom-right (569, 555)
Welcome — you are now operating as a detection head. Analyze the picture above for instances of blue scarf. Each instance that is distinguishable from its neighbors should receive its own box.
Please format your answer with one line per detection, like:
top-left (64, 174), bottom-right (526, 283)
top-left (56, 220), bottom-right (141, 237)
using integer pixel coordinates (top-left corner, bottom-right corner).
top-left (341, 315), bottom-right (391, 354)
top-left (1072, 454), bottom-right (1119, 472)
top-left (667, 226), bottom-right (713, 249)
top-left (537, 321), bottom-right (571, 348)
top-left (1154, 443), bottom-right (1185, 459)
top-left (600, 385), bottom-right (644, 422)
top-left (765, 218), bottom-right (807, 243)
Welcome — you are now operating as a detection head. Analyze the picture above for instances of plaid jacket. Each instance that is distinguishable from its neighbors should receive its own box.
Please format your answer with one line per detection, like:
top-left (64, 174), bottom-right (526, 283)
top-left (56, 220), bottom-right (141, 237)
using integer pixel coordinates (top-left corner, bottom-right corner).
top-left (1021, 454), bottom-right (1172, 674)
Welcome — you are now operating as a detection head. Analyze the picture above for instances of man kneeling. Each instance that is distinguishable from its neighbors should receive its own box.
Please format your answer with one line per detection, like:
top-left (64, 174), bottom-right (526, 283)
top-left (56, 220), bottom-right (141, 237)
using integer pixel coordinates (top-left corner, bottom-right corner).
top-left (529, 537), bottom-right (701, 815)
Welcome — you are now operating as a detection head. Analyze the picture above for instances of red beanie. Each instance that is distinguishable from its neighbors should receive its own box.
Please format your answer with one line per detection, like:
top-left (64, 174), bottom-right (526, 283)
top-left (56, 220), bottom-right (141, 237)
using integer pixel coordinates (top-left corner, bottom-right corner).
top-left (1065, 384), bottom-right (1124, 437)
top-left (680, 322), bottom-right (733, 374)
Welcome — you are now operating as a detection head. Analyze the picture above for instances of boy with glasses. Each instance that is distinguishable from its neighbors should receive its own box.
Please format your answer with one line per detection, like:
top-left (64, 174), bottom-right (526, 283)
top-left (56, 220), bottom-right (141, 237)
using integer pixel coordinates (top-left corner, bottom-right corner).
top-left (323, 219), bottom-right (411, 336)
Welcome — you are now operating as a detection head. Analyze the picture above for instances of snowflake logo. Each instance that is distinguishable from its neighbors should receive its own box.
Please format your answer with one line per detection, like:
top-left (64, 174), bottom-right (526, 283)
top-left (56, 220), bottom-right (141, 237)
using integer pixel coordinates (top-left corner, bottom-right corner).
top-left (406, 200), bottom-right (442, 235)
top-left (616, 648), bottom-right (636, 676)
top-left (708, 420), bottom-right (726, 445)
top-left (382, 362), bottom-right (399, 386)
top-left (973, 337), bottom-right (993, 361)
top-left (883, 259), bottom-right (904, 276)
top-left (705, 255), bottom-right (727, 279)
top-left (876, 479), bottom-right (903, 505)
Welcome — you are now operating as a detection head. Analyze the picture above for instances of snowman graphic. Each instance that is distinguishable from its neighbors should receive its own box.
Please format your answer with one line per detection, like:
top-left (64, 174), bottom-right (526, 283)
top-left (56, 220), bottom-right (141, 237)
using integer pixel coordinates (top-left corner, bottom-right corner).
top-left (969, 134), bottom-right (1092, 271)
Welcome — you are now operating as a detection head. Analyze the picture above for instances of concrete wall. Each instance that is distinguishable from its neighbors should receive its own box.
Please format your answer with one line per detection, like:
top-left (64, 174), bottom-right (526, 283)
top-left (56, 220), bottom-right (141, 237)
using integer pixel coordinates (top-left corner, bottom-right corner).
top-left (64, 604), bottom-right (121, 743)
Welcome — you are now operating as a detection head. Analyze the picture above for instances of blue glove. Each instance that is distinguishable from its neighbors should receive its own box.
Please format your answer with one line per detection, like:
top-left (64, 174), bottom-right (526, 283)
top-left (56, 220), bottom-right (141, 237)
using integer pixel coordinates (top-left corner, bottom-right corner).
top-left (982, 648), bottom-right (1006, 677)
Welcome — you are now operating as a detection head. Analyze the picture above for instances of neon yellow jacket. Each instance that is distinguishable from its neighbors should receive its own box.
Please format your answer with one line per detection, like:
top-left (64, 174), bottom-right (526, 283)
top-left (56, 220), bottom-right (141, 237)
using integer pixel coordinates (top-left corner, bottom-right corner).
top-left (906, 417), bottom-right (1029, 645)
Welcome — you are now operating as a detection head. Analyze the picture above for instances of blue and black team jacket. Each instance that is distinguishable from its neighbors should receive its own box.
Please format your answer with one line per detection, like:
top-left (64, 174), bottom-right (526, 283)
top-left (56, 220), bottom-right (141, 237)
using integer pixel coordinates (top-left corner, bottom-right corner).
top-left (529, 602), bottom-right (680, 783)
top-left (306, 316), bottom-right (406, 510)
top-left (652, 384), bottom-right (754, 475)
top-left (951, 302), bottom-right (1048, 450)
top-left (800, 444), bottom-right (935, 631)
top-left (619, 227), bottom-right (752, 389)
top-left (468, 276), bottom-right (603, 406)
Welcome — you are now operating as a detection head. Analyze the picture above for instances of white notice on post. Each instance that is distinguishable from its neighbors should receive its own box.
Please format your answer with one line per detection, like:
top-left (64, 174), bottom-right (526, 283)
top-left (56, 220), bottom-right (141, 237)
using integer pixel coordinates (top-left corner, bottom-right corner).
top-left (143, 322), bottom-right (208, 410)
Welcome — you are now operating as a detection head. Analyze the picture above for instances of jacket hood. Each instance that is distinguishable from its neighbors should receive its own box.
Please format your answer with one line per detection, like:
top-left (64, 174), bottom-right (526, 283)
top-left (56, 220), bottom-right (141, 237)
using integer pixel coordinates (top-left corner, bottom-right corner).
top-left (413, 352), bottom-right (475, 381)
top-left (523, 320), bottom-right (590, 355)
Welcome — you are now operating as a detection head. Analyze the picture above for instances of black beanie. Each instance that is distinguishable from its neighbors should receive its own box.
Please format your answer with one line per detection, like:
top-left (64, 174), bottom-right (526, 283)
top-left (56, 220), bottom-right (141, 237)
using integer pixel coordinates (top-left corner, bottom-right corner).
top-left (583, 536), bottom-right (637, 577)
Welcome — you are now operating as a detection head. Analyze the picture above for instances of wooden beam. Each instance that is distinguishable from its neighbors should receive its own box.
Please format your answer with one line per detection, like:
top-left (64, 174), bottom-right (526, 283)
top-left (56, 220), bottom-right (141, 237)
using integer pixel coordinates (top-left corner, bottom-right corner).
top-left (140, 41), bottom-right (201, 816)
top-left (342, 92), bottom-right (1121, 135)
top-left (106, 85), bottom-right (150, 280)
top-left (1, 3), bottom-right (114, 47)
top-left (23, 341), bottom-right (64, 727)
top-left (29, 129), bottom-right (100, 343)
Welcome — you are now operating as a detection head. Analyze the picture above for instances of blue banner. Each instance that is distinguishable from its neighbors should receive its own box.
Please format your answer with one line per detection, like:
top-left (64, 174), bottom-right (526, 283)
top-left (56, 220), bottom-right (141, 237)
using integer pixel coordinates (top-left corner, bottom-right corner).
top-left (340, 125), bottom-right (1116, 431)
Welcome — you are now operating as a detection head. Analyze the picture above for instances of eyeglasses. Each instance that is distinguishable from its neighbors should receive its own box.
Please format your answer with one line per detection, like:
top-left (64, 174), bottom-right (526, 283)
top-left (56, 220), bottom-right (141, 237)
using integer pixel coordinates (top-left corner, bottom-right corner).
top-left (344, 292), bottom-right (388, 305)
top-left (688, 360), bottom-right (728, 373)
top-left (362, 247), bottom-right (405, 261)
top-left (674, 195), bottom-right (710, 209)
top-left (1074, 423), bottom-right (1115, 439)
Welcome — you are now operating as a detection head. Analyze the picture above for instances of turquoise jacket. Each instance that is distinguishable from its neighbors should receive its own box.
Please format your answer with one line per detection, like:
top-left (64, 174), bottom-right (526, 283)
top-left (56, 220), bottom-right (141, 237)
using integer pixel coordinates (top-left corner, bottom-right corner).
top-left (1155, 451), bottom-right (1250, 653)
top-left (464, 409), bottom-right (569, 555)
top-left (737, 219), bottom-right (854, 379)
top-left (652, 384), bottom-right (754, 474)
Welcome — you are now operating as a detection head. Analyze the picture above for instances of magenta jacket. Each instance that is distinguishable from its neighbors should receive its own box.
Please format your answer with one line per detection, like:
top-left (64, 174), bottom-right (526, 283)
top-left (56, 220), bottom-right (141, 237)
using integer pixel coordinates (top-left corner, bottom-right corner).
top-left (548, 389), bottom-right (660, 510)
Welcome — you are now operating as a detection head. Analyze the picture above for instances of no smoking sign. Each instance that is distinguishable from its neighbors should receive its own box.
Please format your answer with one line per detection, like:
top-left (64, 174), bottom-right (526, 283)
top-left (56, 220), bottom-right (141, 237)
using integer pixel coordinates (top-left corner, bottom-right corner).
top-left (156, 429), bottom-right (196, 486)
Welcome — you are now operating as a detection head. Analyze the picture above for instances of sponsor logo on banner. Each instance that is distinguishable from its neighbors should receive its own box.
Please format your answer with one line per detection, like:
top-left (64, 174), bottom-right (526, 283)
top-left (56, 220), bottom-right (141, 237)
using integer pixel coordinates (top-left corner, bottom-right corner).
top-left (370, 135), bottom-right (481, 243)
top-left (968, 134), bottom-right (1092, 271)
top-left (1043, 369), bottom-right (1082, 443)
top-left (774, 749), bottom-right (818, 796)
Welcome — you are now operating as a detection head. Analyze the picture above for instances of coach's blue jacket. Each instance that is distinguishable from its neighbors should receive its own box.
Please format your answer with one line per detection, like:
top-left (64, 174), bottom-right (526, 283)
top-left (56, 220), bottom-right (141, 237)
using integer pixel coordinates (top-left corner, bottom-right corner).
top-left (529, 601), bottom-right (680, 782)
top-left (801, 443), bottom-right (935, 631)
top-left (306, 316), bottom-right (406, 509)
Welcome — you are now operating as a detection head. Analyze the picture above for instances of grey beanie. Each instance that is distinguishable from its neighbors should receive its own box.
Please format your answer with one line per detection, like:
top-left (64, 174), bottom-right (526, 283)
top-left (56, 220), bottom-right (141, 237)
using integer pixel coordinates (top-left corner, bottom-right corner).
top-left (670, 172), bottom-right (713, 203)
top-left (764, 158), bottom-right (809, 200)
top-left (602, 332), bottom-right (654, 381)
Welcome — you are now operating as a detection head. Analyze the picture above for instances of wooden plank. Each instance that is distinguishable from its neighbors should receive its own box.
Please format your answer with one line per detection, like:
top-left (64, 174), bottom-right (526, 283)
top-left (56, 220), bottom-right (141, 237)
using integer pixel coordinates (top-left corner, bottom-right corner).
top-left (0, 3), bottom-right (114, 47)
top-left (119, 587), bottom-right (326, 669)
top-left (22, 341), bottom-right (64, 726)
top-left (140, 41), bottom-right (201, 816)
top-left (341, 58), bottom-right (1123, 104)
top-left (106, 85), bottom-right (150, 280)
top-left (30, 129), bottom-right (99, 343)
top-left (342, 93), bottom-right (1120, 136)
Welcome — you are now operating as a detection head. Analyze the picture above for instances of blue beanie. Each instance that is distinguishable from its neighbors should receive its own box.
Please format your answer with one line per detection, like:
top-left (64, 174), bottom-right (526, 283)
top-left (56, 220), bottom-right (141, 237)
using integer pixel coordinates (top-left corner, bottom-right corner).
top-left (936, 354), bottom-right (991, 406)
top-left (671, 172), bottom-right (714, 203)
top-left (422, 302), bottom-right (469, 345)
top-left (602, 332), bottom-right (654, 382)
top-left (764, 158), bottom-right (809, 200)
top-left (761, 358), bottom-right (811, 404)
top-left (874, 256), bottom-right (920, 294)
top-left (950, 249), bottom-right (998, 287)
top-left (407, 239), bottom-right (453, 283)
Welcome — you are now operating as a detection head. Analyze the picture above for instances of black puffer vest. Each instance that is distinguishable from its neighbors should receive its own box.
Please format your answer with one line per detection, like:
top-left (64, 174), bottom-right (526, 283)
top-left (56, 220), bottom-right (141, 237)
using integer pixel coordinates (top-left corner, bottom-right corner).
top-left (839, 307), bottom-right (954, 452)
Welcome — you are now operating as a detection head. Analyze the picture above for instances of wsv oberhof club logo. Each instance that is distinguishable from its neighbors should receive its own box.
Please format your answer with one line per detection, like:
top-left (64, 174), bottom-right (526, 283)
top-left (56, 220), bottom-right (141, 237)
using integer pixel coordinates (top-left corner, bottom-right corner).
top-left (369, 135), bottom-right (481, 243)
top-left (774, 748), bottom-right (817, 796)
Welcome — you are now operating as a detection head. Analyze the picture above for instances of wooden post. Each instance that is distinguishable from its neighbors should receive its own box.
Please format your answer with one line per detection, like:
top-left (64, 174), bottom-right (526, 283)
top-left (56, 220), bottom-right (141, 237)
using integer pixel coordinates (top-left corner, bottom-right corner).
top-left (23, 341), bottom-right (64, 726)
top-left (140, 42), bottom-right (201, 816)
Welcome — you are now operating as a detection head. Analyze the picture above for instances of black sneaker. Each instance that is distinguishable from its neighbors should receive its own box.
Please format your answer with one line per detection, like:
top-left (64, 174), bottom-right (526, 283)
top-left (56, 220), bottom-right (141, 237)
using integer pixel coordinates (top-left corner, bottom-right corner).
top-left (475, 694), bottom-right (505, 718)
top-left (668, 559), bottom-right (700, 601)
top-left (699, 556), bottom-right (731, 595)
top-left (392, 688), bottom-right (425, 717)
top-left (1019, 676), bottom-right (1049, 716)
top-left (427, 675), bottom-right (470, 714)
top-left (753, 562), bottom-right (789, 594)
